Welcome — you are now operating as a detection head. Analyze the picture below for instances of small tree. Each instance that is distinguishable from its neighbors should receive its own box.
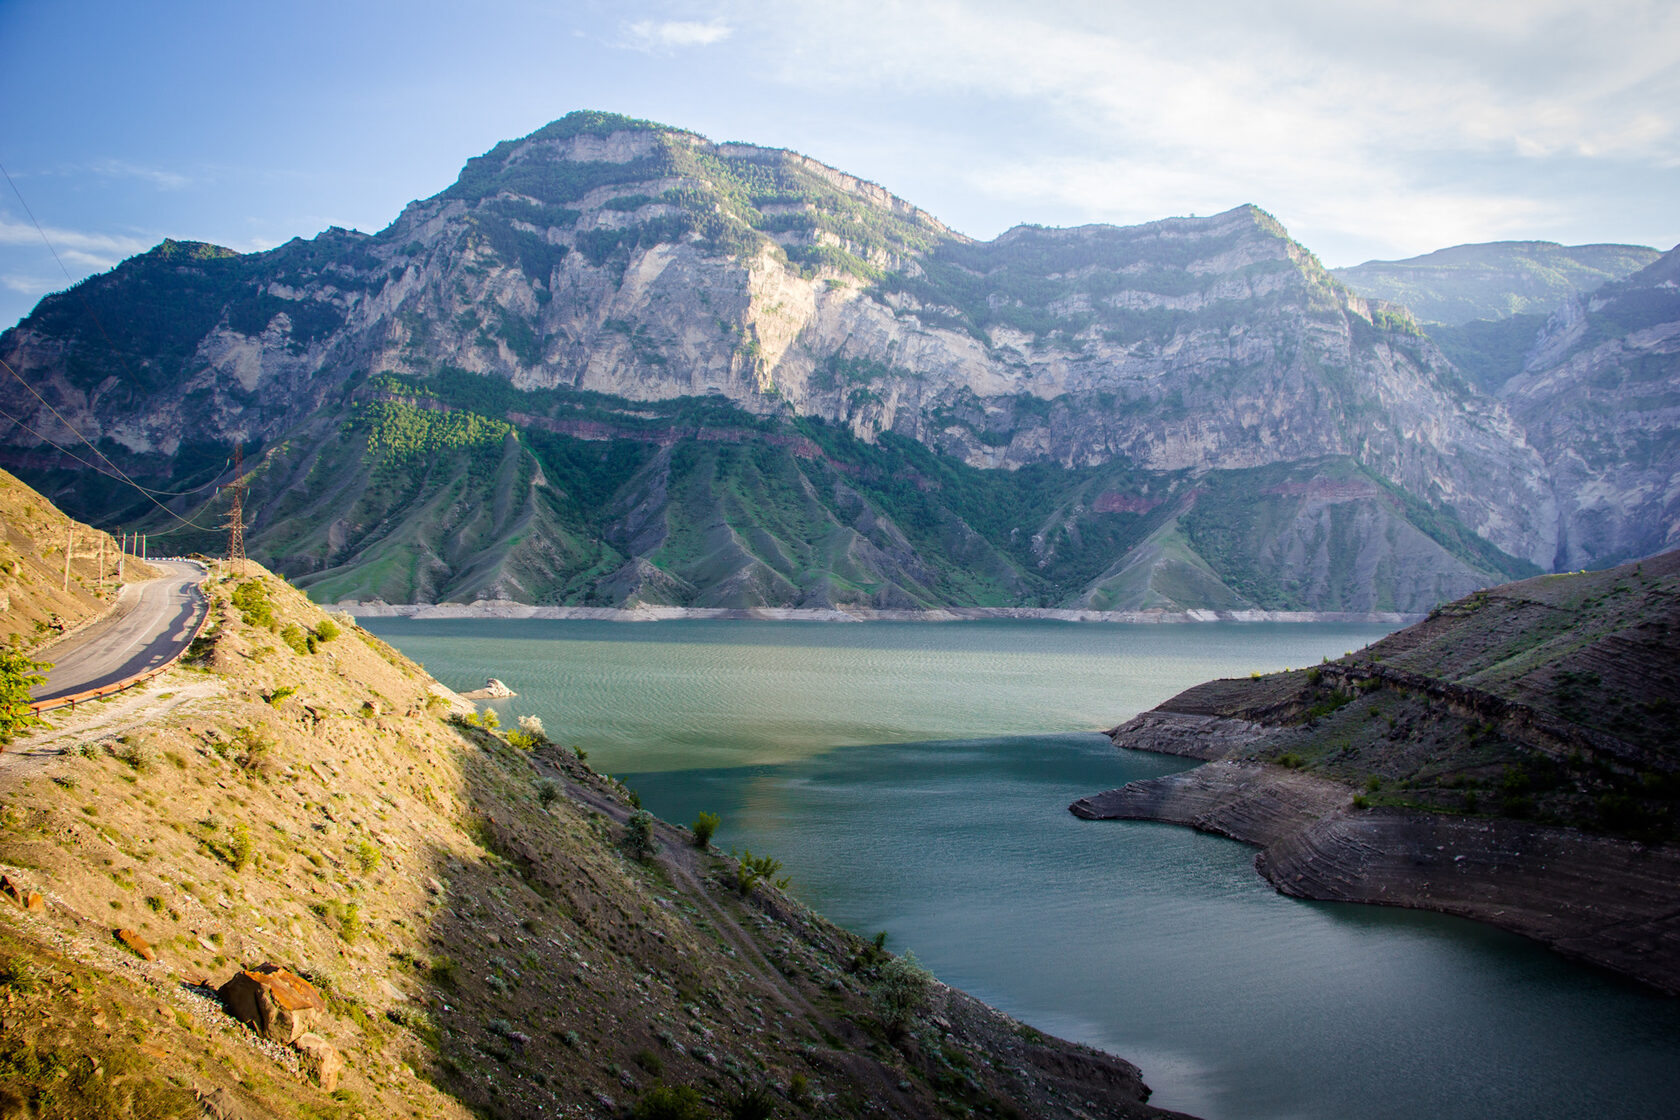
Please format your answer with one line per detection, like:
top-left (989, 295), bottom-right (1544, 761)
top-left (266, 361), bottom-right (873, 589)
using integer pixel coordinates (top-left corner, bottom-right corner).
top-left (0, 650), bottom-right (49, 744)
top-left (625, 810), bottom-right (657, 860)
top-left (691, 811), bottom-right (720, 850)
top-left (873, 951), bottom-right (933, 1037)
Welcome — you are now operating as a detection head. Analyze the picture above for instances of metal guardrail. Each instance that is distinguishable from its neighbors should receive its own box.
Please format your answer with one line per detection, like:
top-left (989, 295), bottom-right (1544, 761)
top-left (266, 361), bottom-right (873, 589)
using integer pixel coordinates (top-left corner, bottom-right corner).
top-left (27, 578), bottom-right (214, 715)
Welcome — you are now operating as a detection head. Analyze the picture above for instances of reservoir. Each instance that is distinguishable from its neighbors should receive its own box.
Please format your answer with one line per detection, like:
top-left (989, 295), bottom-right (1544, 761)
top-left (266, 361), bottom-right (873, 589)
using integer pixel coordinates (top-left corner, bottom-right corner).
top-left (360, 617), bottom-right (1680, 1120)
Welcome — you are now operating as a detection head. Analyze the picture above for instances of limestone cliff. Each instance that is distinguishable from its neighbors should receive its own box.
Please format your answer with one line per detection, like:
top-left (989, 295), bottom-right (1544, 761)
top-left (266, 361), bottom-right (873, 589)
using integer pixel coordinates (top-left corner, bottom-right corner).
top-left (0, 112), bottom-right (1578, 607)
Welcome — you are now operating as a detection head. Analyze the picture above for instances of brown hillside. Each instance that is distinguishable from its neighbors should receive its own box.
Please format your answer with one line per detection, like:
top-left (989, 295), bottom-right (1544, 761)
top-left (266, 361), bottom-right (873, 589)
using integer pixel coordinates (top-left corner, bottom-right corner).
top-left (0, 545), bottom-right (1184, 1118)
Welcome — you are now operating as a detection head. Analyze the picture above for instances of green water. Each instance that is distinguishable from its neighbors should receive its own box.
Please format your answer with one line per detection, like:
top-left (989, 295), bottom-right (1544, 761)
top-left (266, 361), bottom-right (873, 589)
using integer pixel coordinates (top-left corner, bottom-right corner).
top-left (361, 618), bottom-right (1680, 1120)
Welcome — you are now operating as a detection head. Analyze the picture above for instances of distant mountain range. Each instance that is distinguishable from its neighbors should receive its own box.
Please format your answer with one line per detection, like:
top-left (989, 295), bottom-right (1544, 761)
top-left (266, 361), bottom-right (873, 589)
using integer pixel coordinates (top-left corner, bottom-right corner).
top-left (1, 111), bottom-right (1675, 609)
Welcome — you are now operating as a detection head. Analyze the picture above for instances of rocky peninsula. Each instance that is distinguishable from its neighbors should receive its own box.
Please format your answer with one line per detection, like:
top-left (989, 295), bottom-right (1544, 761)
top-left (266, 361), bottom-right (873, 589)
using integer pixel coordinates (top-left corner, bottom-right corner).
top-left (1072, 551), bottom-right (1680, 993)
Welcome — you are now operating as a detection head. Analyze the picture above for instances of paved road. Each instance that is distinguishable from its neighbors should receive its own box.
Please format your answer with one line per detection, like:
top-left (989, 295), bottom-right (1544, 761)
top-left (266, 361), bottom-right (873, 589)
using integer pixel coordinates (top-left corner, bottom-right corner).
top-left (29, 559), bottom-right (208, 704)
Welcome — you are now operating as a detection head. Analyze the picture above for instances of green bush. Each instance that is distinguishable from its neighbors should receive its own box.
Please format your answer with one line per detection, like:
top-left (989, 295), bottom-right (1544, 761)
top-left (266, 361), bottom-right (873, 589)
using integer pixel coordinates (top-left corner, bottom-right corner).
top-left (634, 1084), bottom-right (710, 1120)
top-left (0, 649), bottom-right (49, 744)
top-left (230, 580), bottom-right (275, 627)
top-left (536, 779), bottom-right (560, 807)
top-left (313, 618), bottom-right (340, 642)
top-left (872, 952), bottom-right (934, 1036)
top-left (735, 849), bottom-right (786, 895)
top-left (626, 810), bottom-right (657, 860)
top-left (691, 811), bottom-right (720, 850)
top-left (280, 623), bottom-right (315, 655)
top-left (727, 1086), bottom-right (776, 1120)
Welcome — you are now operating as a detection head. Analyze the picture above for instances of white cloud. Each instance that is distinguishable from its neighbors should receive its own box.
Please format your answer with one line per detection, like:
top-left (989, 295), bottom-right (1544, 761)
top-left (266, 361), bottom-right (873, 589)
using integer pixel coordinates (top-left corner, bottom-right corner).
top-left (91, 159), bottom-right (191, 190)
top-left (1, 274), bottom-right (55, 295)
top-left (624, 18), bottom-right (732, 51)
top-left (0, 218), bottom-right (151, 269)
top-left (731, 0), bottom-right (1680, 255)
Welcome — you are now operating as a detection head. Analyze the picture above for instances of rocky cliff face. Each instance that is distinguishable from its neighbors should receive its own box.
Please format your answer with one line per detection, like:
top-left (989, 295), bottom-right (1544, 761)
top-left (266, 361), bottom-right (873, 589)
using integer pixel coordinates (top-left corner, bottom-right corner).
top-left (0, 111), bottom-right (1594, 607)
top-left (1501, 246), bottom-right (1680, 569)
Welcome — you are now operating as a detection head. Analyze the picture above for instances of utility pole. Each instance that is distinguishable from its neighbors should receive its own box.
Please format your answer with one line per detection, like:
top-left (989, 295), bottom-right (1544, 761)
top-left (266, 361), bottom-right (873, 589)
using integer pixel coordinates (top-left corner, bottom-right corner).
top-left (62, 525), bottom-right (72, 592)
top-left (117, 531), bottom-right (125, 583)
top-left (221, 445), bottom-right (247, 565)
top-left (98, 533), bottom-right (105, 593)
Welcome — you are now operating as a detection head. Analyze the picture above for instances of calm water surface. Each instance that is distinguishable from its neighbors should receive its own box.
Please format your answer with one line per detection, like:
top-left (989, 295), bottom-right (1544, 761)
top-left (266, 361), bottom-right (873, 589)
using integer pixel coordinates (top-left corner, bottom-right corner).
top-left (362, 618), bottom-right (1680, 1120)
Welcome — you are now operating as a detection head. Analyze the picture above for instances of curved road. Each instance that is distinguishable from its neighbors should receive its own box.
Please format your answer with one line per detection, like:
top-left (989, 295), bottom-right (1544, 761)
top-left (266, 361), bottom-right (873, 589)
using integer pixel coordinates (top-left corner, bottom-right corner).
top-left (29, 559), bottom-right (208, 705)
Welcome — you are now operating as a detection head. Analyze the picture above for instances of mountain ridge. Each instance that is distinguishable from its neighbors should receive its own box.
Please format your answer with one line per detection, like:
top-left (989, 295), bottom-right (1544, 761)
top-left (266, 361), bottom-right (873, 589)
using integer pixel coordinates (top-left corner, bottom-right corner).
top-left (5, 110), bottom-right (1672, 608)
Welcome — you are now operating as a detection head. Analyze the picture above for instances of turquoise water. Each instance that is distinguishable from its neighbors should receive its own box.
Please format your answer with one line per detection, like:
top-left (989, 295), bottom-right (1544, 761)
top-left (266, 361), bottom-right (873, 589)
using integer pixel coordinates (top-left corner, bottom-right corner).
top-left (361, 618), bottom-right (1680, 1120)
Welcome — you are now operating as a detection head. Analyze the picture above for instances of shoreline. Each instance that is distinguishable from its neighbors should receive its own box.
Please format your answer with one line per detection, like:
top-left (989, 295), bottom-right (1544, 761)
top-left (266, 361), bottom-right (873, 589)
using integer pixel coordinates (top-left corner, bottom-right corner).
top-left (332, 601), bottom-right (1419, 625)
top-left (1073, 713), bottom-right (1680, 995)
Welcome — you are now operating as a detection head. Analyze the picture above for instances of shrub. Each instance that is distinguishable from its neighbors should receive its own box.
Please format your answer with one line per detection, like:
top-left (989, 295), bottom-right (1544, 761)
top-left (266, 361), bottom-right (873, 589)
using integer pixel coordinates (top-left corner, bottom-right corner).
top-left (355, 840), bottom-right (382, 874)
top-left (735, 849), bottom-right (786, 895)
top-left (230, 580), bottom-right (275, 627)
top-left (872, 951), bottom-right (933, 1036)
top-left (226, 823), bottom-right (255, 870)
top-left (691, 811), bottom-right (720, 850)
top-left (536, 779), bottom-right (560, 807)
top-left (115, 737), bottom-right (159, 773)
top-left (625, 810), bottom-right (657, 860)
top-left (728, 1086), bottom-right (777, 1120)
top-left (516, 714), bottom-right (548, 743)
top-left (264, 685), bottom-right (297, 706)
top-left (233, 726), bottom-right (276, 778)
top-left (634, 1084), bottom-right (709, 1120)
top-left (280, 624), bottom-right (314, 656)
top-left (313, 618), bottom-right (340, 643)
top-left (0, 649), bottom-right (50, 744)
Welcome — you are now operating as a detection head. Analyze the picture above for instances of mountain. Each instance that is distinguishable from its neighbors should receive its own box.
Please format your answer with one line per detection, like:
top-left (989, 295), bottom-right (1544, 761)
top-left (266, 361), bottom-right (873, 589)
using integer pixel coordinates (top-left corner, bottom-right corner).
top-left (0, 112), bottom-right (1593, 610)
top-left (1334, 241), bottom-right (1662, 395)
top-left (0, 470), bottom-right (1182, 1119)
top-left (1332, 241), bottom-right (1659, 326)
top-left (1073, 548), bottom-right (1680, 992)
top-left (1503, 246), bottom-right (1680, 569)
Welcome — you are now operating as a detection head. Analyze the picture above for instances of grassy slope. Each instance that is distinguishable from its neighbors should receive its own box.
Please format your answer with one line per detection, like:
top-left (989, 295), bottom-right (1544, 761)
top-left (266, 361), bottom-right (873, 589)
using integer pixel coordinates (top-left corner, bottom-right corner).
top-left (0, 552), bottom-right (1178, 1118)
top-left (0, 466), bottom-right (159, 651)
top-left (1154, 550), bottom-right (1680, 839)
top-left (113, 379), bottom-right (1524, 614)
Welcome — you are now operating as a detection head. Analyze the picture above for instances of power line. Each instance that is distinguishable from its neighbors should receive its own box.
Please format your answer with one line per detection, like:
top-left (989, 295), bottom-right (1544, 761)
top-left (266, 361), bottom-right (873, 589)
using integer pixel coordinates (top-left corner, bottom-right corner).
top-left (0, 355), bottom-right (226, 533)
top-left (0, 400), bottom-right (226, 497)
top-left (1, 159), bottom-right (259, 554)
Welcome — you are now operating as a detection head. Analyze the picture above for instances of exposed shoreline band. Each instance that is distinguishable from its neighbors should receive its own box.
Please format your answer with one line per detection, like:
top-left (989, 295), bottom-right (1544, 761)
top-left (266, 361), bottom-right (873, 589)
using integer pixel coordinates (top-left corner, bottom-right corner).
top-left (333, 601), bottom-right (1419, 625)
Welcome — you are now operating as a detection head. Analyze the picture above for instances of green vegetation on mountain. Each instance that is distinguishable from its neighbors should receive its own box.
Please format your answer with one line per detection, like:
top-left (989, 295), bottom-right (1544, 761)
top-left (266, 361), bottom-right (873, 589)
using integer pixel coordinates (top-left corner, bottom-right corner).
top-left (1332, 241), bottom-right (1659, 326)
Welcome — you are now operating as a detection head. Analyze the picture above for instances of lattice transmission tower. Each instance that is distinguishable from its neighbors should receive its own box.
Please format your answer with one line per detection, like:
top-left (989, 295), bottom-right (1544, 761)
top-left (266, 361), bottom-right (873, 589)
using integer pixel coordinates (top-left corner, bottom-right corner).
top-left (221, 445), bottom-right (247, 562)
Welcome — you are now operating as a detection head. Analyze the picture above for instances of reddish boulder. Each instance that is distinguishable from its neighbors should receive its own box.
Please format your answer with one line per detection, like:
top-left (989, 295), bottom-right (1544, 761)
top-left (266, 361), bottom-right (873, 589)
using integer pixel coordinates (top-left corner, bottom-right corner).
top-left (218, 963), bottom-right (326, 1044)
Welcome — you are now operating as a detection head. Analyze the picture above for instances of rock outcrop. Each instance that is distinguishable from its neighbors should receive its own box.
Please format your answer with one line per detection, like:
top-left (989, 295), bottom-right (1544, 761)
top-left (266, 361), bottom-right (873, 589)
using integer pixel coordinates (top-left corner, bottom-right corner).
top-left (218, 964), bottom-right (328, 1045)
top-left (1072, 551), bottom-right (1680, 993)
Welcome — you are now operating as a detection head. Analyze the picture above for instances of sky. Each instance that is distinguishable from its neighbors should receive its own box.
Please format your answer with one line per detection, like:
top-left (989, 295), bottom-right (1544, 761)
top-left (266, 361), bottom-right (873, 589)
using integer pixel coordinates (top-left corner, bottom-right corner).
top-left (1, 0), bottom-right (1676, 328)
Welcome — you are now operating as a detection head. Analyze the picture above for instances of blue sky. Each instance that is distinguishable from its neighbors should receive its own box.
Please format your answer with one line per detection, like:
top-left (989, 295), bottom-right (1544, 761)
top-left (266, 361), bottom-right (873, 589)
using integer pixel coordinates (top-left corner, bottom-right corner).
top-left (2, 0), bottom-right (1676, 328)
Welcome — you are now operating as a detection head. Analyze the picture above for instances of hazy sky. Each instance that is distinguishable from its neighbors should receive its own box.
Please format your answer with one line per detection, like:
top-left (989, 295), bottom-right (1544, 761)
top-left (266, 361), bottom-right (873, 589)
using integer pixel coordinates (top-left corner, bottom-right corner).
top-left (2, 0), bottom-right (1676, 328)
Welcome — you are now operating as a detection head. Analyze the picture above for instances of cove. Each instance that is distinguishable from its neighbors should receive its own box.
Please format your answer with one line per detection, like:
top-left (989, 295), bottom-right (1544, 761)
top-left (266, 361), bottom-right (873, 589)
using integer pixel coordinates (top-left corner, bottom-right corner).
top-left (359, 618), bottom-right (1680, 1120)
